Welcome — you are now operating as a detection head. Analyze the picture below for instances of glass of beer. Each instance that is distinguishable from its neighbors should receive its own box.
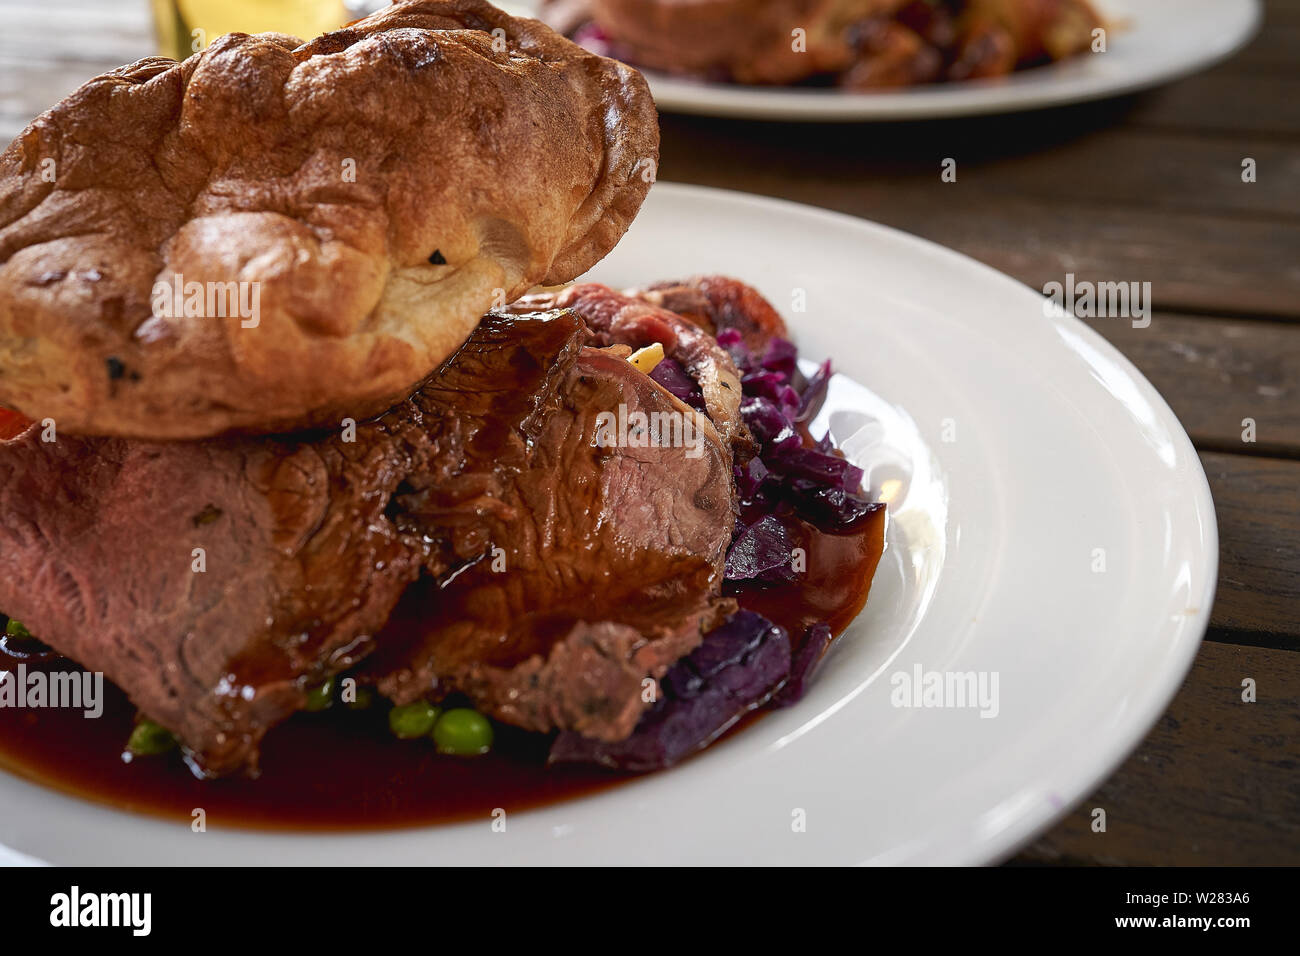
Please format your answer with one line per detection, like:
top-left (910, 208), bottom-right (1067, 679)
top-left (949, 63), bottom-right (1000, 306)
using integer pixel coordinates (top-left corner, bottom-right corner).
top-left (150, 0), bottom-right (382, 62)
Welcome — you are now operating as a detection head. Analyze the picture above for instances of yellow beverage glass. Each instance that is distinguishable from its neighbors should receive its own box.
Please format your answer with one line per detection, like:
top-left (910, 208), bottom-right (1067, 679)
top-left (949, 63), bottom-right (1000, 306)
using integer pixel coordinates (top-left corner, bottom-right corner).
top-left (151, 0), bottom-right (357, 61)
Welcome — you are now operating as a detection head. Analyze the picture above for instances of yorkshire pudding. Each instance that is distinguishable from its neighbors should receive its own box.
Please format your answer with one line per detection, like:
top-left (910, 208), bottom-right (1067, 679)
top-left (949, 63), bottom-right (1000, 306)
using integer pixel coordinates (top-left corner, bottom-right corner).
top-left (0, 0), bottom-right (658, 437)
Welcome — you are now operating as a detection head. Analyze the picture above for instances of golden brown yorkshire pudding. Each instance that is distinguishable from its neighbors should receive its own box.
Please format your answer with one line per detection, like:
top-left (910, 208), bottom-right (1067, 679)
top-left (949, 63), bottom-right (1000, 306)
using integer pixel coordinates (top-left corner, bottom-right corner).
top-left (0, 0), bottom-right (658, 438)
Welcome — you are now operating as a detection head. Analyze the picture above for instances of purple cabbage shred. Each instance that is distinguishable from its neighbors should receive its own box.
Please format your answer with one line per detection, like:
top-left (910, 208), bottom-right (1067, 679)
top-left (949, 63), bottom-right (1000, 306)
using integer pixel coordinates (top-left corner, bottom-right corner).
top-left (550, 611), bottom-right (791, 771)
top-left (724, 514), bottom-right (797, 582)
top-left (772, 623), bottom-right (834, 707)
top-left (796, 359), bottom-right (832, 422)
top-left (726, 332), bottom-right (878, 572)
top-left (649, 357), bottom-right (706, 410)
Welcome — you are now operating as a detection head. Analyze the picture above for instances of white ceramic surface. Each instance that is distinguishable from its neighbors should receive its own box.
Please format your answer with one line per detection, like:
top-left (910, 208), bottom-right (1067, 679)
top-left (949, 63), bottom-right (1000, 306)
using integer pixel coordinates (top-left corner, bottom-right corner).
top-left (515, 0), bottom-right (1261, 121)
top-left (0, 183), bottom-right (1217, 865)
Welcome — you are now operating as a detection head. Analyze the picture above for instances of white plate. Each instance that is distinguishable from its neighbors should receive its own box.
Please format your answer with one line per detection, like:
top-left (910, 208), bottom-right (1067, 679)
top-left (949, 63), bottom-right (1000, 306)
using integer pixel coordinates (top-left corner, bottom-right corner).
top-left (514, 0), bottom-right (1260, 121)
top-left (0, 183), bottom-right (1216, 865)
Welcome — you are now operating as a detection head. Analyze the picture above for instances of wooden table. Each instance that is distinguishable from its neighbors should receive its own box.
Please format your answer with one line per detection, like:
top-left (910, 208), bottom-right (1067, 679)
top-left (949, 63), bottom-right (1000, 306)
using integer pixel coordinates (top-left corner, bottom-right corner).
top-left (1, 0), bottom-right (1296, 865)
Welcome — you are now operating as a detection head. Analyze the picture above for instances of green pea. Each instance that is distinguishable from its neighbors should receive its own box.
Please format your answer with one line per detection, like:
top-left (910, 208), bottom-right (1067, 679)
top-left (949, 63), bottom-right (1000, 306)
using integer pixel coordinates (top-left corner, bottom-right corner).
top-left (432, 708), bottom-right (493, 756)
top-left (303, 676), bottom-right (334, 712)
top-left (388, 701), bottom-right (441, 739)
top-left (4, 618), bottom-right (33, 641)
top-left (126, 718), bottom-right (175, 756)
top-left (343, 684), bottom-right (375, 711)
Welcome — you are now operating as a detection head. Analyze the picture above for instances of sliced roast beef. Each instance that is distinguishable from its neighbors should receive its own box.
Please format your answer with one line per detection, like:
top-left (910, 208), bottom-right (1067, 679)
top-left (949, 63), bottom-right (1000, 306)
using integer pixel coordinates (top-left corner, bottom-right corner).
top-left (509, 282), bottom-right (757, 461)
top-left (628, 275), bottom-right (791, 357)
top-left (0, 400), bottom-right (434, 775)
top-left (0, 306), bottom-right (737, 772)
top-left (361, 312), bottom-right (737, 742)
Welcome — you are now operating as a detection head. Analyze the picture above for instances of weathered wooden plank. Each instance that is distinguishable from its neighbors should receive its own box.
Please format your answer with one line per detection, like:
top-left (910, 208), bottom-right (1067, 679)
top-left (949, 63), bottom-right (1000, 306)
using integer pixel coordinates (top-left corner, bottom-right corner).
top-left (877, 199), bottom-right (1297, 320)
top-left (0, 0), bottom-right (152, 63)
top-left (1015, 640), bottom-right (1300, 865)
top-left (1125, 72), bottom-right (1300, 136)
top-left (1212, 3), bottom-right (1300, 76)
top-left (0, 1), bottom-right (153, 144)
top-left (660, 156), bottom-right (1300, 319)
top-left (1264, 0), bottom-right (1300, 23)
top-left (1083, 313), bottom-right (1300, 454)
top-left (1129, 0), bottom-right (1300, 87)
top-left (950, 129), bottom-right (1299, 218)
top-left (1200, 452), bottom-right (1300, 640)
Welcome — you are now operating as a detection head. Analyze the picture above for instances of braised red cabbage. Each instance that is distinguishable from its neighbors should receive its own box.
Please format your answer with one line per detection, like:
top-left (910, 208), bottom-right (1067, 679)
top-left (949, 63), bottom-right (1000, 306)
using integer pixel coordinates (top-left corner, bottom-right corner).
top-left (649, 357), bottom-right (706, 410)
top-left (773, 622), bottom-right (834, 707)
top-left (724, 514), bottom-right (797, 582)
top-left (554, 330), bottom-right (880, 770)
top-left (726, 333), bottom-right (880, 562)
top-left (549, 610), bottom-right (791, 771)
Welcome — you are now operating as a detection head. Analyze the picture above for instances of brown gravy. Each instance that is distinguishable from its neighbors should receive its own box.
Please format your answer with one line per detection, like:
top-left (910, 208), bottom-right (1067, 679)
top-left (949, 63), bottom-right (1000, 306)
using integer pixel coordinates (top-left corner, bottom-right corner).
top-left (0, 509), bottom-right (885, 831)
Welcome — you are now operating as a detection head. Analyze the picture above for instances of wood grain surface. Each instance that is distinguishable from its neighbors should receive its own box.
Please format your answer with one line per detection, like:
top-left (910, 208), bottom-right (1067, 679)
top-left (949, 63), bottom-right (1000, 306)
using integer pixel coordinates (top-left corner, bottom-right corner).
top-left (0, 0), bottom-right (1295, 865)
top-left (1016, 641), bottom-right (1300, 866)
